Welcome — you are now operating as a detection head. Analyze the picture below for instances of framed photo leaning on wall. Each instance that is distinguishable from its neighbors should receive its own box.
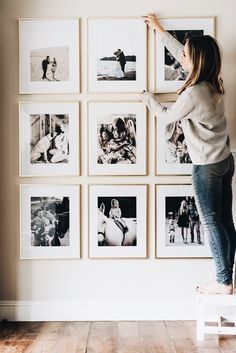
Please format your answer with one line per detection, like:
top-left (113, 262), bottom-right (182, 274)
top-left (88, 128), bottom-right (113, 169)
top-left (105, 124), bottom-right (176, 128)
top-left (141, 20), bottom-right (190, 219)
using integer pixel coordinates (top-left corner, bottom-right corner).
top-left (19, 102), bottom-right (80, 176)
top-left (156, 184), bottom-right (211, 259)
top-left (20, 184), bottom-right (80, 259)
top-left (19, 18), bottom-right (80, 94)
top-left (155, 17), bottom-right (215, 93)
top-left (88, 17), bottom-right (147, 93)
top-left (88, 102), bottom-right (147, 175)
top-left (156, 102), bottom-right (192, 175)
top-left (89, 184), bottom-right (147, 258)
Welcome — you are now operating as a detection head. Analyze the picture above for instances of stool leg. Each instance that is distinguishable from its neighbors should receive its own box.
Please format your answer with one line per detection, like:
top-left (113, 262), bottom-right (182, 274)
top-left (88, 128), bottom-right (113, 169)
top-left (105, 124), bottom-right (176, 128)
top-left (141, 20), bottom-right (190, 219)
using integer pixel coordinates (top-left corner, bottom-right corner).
top-left (196, 319), bottom-right (204, 341)
top-left (196, 301), bottom-right (205, 341)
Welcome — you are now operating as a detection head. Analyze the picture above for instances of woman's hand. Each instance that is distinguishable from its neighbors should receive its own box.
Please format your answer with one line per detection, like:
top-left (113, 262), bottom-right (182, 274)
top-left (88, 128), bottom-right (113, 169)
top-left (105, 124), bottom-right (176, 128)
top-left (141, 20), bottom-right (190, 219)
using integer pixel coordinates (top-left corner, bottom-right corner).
top-left (142, 13), bottom-right (165, 33)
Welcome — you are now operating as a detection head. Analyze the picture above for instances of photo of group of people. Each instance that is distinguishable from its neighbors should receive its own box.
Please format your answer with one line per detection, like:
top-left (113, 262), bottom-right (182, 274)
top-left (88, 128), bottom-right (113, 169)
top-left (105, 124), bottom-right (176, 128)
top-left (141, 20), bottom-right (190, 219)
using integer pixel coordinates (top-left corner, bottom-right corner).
top-left (30, 113), bottom-right (69, 165)
top-left (21, 185), bottom-right (80, 259)
top-left (31, 196), bottom-right (70, 247)
top-left (89, 102), bottom-right (146, 175)
top-left (165, 196), bottom-right (204, 247)
top-left (164, 30), bottom-right (203, 81)
top-left (97, 114), bottom-right (136, 165)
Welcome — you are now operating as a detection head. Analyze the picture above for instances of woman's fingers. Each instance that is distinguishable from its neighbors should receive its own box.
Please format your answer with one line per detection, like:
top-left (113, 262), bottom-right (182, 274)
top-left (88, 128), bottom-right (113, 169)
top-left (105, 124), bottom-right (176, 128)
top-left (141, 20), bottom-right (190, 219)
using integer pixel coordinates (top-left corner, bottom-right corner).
top-left (142, 14), bottom-right (160, 30)
top-left (142, 15), bottom-right (152, 21)
top-left (142, 16), bottom-right (149, 23)
top-left (143, 13), bottom-right (155, 17)
top-left (143, 14), bottom-right (156, 19)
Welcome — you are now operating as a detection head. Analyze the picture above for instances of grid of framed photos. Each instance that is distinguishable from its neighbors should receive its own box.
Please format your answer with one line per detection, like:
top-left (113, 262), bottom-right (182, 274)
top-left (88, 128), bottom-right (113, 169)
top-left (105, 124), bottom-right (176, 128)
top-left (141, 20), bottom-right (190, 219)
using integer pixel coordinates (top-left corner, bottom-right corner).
top-left (18, 16), bottom-right (216, 260)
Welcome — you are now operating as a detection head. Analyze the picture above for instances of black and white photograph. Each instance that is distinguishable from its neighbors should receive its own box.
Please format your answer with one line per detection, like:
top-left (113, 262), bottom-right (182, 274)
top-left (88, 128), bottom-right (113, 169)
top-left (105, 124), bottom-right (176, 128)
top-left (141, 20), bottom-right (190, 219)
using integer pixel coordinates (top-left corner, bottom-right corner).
top-left (30, 47), bottom-right (69, 82)
top-left (89, 185), bottom-right (147, 258)
top-left (97, 49), bottom-right (136, 81)
top-left (19, 18), bottom-right (79, 93)
top-left (165, 196), bottom-right (203, 246)
top-left (31, 196), bottom-right (70, 247)
top-left (164, 30), bottom-right (203, 81)
top-left (30, 113), bottom-right (69, 164)
top-left (165, 121), bottom-right (191, 164)
top-left (156, 103), bottom-right (192, 175)
top-left (97, 114), bottom-right (137, 165)
top-left (89, 102), bottom-right (146, 175)
top-left (156, 185), bottom-right (211, 258)
top-left (155, 18), bottom-right (215, 92)
top-left (88, 18), bottom-right (147, 92)
top-left (20, 185), bottom-right (80, 259)
top-left (20, 102), bottom-right (79, 176)
top-left (97, 196), bottom-right (137, 246)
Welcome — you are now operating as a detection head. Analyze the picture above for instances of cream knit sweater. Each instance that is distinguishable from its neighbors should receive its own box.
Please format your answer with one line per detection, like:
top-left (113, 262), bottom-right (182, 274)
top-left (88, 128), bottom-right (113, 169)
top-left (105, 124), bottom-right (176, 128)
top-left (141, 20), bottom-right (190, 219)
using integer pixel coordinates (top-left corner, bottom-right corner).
top-left (143, 31), bottom-right (231, 165)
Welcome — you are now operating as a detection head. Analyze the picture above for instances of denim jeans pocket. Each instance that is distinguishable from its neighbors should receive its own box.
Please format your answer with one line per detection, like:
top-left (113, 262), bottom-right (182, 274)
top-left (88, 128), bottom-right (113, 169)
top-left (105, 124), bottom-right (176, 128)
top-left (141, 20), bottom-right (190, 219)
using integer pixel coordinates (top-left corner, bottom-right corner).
top-left (193, 154), bottom-right (232, 178)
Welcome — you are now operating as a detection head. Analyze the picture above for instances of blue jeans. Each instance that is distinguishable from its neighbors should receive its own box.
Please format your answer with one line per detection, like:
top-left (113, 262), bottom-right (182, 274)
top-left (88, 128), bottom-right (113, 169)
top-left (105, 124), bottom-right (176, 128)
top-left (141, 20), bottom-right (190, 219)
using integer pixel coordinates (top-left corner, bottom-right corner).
top-left (192, 153), bottom-right (236, 284)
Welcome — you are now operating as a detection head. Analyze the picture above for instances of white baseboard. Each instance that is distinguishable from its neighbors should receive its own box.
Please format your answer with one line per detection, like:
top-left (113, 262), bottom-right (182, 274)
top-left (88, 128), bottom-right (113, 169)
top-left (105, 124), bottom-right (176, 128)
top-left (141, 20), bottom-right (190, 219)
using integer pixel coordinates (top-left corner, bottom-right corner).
top-left (0, 300), bottom-right (196, 321)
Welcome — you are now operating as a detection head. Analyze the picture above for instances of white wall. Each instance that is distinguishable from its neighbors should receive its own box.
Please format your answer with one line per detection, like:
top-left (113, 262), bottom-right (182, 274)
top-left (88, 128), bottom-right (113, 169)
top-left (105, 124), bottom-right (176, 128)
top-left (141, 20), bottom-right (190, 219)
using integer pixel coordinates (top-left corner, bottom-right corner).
top-left (0, 0), bottom-right (236, 320)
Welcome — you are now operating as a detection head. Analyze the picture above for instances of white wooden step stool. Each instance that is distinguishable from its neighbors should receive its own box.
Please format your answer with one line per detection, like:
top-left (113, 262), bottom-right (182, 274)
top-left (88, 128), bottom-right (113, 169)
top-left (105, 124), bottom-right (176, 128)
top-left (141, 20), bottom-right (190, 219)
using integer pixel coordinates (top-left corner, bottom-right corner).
top-left (196, 268), bottom-right (236, 341)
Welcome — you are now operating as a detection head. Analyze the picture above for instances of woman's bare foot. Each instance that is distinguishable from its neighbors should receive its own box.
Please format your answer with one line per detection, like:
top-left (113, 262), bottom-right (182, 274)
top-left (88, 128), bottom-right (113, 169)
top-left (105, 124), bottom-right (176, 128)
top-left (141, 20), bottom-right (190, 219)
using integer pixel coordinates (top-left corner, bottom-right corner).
top-left (196, 281), bottom-right (233, 295)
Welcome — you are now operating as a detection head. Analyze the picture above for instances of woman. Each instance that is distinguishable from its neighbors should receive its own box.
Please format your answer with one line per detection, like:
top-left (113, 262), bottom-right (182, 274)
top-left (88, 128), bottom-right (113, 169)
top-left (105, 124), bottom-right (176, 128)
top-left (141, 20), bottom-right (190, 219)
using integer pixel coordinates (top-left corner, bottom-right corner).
top-left (114, 49), bottom-right (126, 78)
top-left (143, 14), bottom-right (236, 294)
top-left (51, 57), bottom-right (57, 80)
top-left (113, 117), bottom-right (127, 143)
top-left (49, 125), bottom-right (68, 163)
top-left (97, 128), bottom-right (114, 164)
top-left (177, 200), bottom-right (190, 244)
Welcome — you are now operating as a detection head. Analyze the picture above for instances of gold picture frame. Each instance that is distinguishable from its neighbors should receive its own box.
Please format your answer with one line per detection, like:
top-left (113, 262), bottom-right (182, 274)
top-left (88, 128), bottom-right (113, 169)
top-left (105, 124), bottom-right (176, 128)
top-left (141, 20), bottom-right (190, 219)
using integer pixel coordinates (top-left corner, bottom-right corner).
top-left (155, 100), bottom-right (193, 176)
top-left (155, 184), bottom-right (211, 259)
top-left (87, 17), bottom-right (147, 93)
top-left (87, 101), bottom-right (147, 176)
top-left (20, 184), bottom-right (81, 259)
top-left (19, 101), bottom-right (80, 177)
top-left (154, 17), bottom-right (216, 93)
top-left (19, 18), bottom-right (80, 94)
top-left (88, 184), bottom-right (148, 259)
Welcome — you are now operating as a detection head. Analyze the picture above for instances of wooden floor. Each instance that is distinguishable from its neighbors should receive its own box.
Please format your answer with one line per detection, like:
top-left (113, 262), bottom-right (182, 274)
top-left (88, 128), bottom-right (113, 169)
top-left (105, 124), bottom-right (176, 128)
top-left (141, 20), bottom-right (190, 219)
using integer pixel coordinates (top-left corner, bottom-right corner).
top-left (0, 321), bottom-right (236, 353)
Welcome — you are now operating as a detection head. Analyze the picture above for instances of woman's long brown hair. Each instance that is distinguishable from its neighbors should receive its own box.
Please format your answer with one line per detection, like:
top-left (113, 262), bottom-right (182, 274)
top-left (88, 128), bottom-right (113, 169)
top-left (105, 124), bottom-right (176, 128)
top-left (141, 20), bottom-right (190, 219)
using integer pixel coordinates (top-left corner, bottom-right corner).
top-left (178, 35), bottom-right (224, 95)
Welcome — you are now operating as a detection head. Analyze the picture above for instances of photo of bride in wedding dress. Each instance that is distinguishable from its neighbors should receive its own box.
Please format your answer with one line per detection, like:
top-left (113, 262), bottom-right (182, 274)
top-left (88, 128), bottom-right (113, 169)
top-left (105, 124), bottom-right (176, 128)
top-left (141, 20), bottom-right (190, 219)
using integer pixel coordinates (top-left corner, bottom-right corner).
top-left (88, 18), bottom-right (146, 92)
top-left (97, 47), bottom-right (136, 80)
